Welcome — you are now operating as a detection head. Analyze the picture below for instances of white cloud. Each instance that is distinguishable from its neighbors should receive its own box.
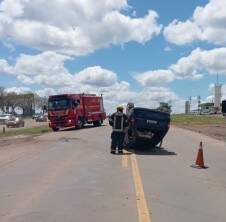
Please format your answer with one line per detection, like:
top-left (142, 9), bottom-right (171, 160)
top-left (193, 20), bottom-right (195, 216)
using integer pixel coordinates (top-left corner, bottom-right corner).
top-left (135, 70), bottom-right (175, 87)
top-left (0, 59), bottom-right (13, 74)
top-left (164, 20), bottom-right (202, 45)
top-left (164, 46), bottom-right (172, 52)
top-left (208, 83), bottom-right (215, 93)
top-left (0, 0), bottom-right (162, 56)
top-left (35, 88), bottom-right (57, 98)
top-left (171, 47), bottom-right (226, 79)
top-left (1, 50), bottom-right (187, 113)
top-left (137, 47), bottom-right (226, 86)
top-left (2, 47), bottom-right (226, 112)
top-left (74, 66), bottom-right (117, 87)
top-left (35, 84), bottom-right (184, 114)
top-left (14, 51), bottom-right (70, 76)
top-left (164, 0), bottom-right (226, 46)
top-left (13, 51), bottom-right (74, 87)
top-left (5, 86), bottom-right (31, 94)
top-left (0, 51), bottom-right (119, 88)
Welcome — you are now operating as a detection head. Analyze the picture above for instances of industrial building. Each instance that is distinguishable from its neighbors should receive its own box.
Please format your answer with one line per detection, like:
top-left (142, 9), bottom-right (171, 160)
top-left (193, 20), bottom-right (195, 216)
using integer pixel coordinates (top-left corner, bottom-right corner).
top-left (185, 75), bottom-right (223, 115)
top-left (185, 101), bottom-right (190, 114)
top-left (199, 102), bottom-right (214, 114)
top-left (214, 83), bottom-right (222, 110)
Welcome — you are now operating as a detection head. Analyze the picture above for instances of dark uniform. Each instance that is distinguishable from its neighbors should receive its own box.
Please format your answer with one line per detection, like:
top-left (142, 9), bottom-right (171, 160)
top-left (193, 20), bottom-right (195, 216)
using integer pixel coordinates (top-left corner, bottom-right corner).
top-left (109, 109), bottom-right (128, 154)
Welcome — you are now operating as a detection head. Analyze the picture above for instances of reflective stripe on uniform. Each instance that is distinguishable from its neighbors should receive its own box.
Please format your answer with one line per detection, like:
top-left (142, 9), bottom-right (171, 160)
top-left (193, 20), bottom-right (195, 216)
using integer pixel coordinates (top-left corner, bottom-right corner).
top-left (113, 114), bottom-right (124, 132)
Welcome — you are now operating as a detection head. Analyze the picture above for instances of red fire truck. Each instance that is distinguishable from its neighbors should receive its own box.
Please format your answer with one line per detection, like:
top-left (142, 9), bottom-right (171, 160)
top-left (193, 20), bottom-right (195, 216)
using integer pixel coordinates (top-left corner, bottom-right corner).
top-left (48, 93), bottom-right (106, 131)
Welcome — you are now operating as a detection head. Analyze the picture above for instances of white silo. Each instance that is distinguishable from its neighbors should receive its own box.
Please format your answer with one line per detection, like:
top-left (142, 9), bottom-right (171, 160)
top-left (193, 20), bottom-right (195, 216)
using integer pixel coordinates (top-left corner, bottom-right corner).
top-left (185, 101), bottom-right (190, 114)
top-left (214, 84), bottom-right (222, 109)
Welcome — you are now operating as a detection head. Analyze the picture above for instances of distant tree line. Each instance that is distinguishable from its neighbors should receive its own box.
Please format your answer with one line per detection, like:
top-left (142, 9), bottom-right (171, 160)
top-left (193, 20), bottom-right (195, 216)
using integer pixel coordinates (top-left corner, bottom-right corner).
top-left (0, 87), bottom-right (48, 116)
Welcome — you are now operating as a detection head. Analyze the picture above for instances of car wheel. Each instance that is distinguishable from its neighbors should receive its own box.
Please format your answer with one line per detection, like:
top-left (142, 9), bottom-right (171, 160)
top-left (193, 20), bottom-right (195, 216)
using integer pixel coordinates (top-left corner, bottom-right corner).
top-left (128, 134), bottom-right (138, 148)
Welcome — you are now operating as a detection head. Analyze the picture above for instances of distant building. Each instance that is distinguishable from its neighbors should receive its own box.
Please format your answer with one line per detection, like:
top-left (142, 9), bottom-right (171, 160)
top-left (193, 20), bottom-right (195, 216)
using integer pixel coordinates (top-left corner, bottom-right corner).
top-left (190, 109), bottom-right (199, 115)
top-left (199, 102), bottom-right (214, 114)
top-left (185, 101), bottom-right (190, 114)
top-left (214, 84), bottom-right (222, 109)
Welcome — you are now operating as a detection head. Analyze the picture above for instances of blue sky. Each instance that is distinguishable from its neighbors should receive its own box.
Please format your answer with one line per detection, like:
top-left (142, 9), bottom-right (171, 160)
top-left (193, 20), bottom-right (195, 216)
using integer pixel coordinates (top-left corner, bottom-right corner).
top-left (0, 0), bottom-right (226, 112)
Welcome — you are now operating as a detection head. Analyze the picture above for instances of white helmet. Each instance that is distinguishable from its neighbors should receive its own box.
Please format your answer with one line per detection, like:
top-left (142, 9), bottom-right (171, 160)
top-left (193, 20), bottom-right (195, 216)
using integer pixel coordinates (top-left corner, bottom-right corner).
top-left (127, 102), bottom-right (134, 109)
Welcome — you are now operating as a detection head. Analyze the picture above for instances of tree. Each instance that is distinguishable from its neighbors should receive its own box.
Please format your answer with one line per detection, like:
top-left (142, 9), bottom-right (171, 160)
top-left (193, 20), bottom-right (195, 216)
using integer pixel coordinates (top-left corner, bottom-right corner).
top-left (15, 93), bottom-right (34, 116)
top-left (34, 94), bottom-right (48, 113)
top-left (0, 87), bottom-right (5, 112)
top-left (0, 88), bottom-right (48, 115)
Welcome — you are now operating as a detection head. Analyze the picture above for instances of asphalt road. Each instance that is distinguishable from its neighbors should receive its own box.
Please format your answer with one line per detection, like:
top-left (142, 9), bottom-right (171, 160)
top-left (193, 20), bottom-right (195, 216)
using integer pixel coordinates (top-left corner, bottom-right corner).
top-left (0, 124), bottom-right (226, 222)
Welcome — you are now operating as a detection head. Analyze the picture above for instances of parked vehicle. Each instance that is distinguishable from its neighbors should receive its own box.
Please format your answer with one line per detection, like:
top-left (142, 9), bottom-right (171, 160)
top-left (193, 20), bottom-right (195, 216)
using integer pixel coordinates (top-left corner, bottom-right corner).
top-left (0, 114), bottom-right (12, 125)
top-left (127, 107), bottom-right (170, 148)
top-left (6, 116), bottom-right (25, 128)
top-left (222, 100), bottom-right (226, 116)
top-left (48, 93), bottom-right (106, 131)
top-left (32, 113), bottom-right (40, 119)
top-left (36, 114), bottom-right (48, 122)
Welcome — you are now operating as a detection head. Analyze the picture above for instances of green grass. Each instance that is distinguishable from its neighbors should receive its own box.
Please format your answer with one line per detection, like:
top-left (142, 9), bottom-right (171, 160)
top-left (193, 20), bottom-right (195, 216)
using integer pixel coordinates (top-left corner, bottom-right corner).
top-left (171, 114), bottom-right (226, 125)
top-left (0, 126), bottom-right (51, 137)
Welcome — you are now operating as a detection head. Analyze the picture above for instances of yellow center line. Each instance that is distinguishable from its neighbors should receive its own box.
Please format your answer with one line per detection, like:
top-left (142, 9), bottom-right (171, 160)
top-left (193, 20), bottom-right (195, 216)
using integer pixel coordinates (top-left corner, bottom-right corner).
top-left (130, 153), bottom-right (152, 222)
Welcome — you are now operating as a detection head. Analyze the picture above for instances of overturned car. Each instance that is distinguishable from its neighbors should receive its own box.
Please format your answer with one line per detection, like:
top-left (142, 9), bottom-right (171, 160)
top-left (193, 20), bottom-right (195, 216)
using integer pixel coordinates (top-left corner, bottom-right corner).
top-left (126, 107), bottom-right (170, 148)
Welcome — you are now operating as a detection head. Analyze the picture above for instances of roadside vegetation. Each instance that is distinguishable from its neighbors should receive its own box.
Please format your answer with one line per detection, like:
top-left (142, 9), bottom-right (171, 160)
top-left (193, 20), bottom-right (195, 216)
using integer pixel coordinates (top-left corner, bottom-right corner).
top-left (0, 126), bottom-right (51, 137)
top-left (171, 114), bottom-right (226, 141)
top-left (171, 114), bottom-right (226, 125)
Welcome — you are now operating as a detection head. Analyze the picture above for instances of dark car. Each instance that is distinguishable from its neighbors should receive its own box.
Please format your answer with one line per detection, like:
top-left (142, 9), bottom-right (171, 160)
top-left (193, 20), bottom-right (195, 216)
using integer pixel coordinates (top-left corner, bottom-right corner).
top-left (6, 116), bottom-right (25, 128)
top-left (127, 107), bottom-right (170, 148)
top-left (222, 100), bottom-right (226, 116)
top-left (36, 114), bottom-right (48, 122)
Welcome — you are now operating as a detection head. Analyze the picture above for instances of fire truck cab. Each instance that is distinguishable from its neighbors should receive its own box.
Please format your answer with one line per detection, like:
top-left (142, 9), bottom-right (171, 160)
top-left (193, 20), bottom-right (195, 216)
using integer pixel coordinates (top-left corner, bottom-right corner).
top-left (48, 93), bottom-right (106, 131)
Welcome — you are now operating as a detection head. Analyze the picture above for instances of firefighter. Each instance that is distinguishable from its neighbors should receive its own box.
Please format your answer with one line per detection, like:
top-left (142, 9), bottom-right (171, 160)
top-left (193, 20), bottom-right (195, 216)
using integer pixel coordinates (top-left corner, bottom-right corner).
top-left (124, 102), bottom-right (135, 146)
top-left (126, 102), bottom-right (134, 117)
top-left (109, 106), bottom-right (128, 154)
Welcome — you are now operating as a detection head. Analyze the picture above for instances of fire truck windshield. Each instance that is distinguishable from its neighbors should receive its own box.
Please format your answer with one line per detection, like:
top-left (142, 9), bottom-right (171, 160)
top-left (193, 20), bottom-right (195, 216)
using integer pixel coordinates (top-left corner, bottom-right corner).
top-left (48, 98), bottom-right (71, 110)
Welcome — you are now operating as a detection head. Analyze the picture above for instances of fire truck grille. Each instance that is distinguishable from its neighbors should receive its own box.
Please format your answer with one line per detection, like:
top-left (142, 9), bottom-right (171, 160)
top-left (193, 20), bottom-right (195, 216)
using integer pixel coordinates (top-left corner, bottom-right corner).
top-left (53, 116), bottom-right (67, 123)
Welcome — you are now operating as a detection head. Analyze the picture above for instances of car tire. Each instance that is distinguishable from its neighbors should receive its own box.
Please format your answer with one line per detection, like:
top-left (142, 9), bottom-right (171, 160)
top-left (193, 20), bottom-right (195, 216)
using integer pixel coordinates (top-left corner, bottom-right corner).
top-left (128, 134), bottom-right (138, 148)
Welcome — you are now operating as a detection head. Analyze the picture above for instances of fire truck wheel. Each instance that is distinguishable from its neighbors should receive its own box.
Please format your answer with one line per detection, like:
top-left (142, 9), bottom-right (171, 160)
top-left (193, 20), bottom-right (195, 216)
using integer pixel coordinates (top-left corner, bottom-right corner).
top-left (76, 119), bottom-right (84, 129)
top-left (52, 127), bottom-right (59, 132)
top-left (93, 120), bottom-right (102, 127)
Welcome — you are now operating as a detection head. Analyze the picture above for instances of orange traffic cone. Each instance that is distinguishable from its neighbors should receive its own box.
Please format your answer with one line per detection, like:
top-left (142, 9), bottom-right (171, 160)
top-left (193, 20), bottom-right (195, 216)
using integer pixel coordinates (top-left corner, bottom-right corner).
top-left (191, 142), bottom-right (208, 169)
